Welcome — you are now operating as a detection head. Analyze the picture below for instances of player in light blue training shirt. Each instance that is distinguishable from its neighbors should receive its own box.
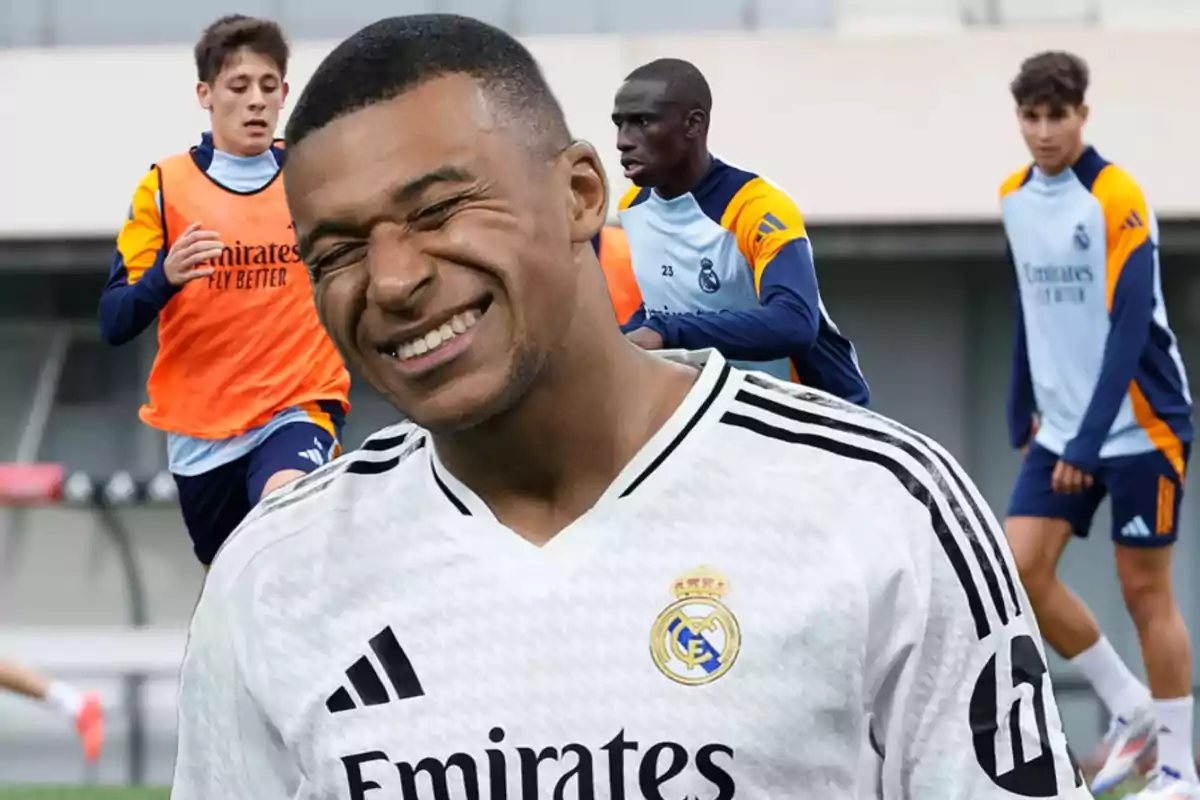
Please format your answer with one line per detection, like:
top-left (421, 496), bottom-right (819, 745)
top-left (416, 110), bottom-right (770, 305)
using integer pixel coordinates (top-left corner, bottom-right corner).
top-left (610, 58), bottom-right (869, 406)
top-left (1001, 51), bottom-right (1197, 800)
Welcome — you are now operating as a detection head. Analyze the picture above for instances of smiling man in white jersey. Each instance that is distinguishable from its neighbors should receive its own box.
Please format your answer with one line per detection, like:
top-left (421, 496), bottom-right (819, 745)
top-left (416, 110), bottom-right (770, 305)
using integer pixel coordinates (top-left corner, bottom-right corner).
top-left (171, 15), bottom-right (1087, 799)
top-left (1000, 51), bottom-right (1197, 799)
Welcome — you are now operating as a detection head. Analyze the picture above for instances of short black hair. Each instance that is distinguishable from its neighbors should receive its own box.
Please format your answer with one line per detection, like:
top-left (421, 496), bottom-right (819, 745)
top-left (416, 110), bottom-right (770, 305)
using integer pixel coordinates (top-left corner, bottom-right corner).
top-left (624, 58), bottom-right (713, 115)
top-left (194, 14), bottom-right (289, 84)
top-left (1011, 51), bottom-right (1089, 110)
top-left (285, 14), bottom-right (571, 154)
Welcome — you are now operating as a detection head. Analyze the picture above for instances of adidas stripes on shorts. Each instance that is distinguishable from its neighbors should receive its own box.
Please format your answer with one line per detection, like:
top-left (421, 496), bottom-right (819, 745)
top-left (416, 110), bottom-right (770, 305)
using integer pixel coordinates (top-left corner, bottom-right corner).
top-left (173, 406), bottom-right (344, 565)
top-left (1007, 442), bottom-right (1189, 547)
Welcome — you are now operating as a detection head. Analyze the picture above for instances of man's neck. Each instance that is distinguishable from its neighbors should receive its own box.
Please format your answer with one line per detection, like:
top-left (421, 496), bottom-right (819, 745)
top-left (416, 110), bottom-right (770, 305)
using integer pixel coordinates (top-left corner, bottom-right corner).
top-left (208, 132), bottom-right (271, 160)
top-left (431, 273), bottom-right (697, 544)
top-left (655, 150), bottom-right (713, 200)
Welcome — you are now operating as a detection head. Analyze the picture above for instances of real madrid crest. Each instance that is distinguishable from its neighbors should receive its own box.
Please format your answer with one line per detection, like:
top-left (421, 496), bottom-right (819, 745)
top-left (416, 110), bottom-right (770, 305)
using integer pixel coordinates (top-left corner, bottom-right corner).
top-left (650, 565), bottom-right (741, 686)
top-left (697, 257), bottom-right (721, 294)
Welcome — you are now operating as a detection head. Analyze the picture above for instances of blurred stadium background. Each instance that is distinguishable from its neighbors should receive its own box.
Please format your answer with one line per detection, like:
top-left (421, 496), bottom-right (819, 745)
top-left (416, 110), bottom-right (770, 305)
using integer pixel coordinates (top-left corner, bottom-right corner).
top-left (0, 0), bottom-right (1198, 794)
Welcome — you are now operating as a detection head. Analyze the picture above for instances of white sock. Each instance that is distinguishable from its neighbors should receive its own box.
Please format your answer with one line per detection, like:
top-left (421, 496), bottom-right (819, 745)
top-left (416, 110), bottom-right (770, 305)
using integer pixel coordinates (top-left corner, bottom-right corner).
top-left (1069, 636), bottom-right (1152, 720)
top-left (43, 680), bottom-right (84, 719)
top-left (1155, 696), bottom-right (1199, 783)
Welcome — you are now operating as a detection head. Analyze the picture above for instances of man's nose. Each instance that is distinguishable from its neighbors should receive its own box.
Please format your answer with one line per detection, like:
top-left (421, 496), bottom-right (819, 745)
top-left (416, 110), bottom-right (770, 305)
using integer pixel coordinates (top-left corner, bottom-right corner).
top-left (365, 226), bottom-right (437, 314)
top-left (616, 126), bottom-right (636, 153)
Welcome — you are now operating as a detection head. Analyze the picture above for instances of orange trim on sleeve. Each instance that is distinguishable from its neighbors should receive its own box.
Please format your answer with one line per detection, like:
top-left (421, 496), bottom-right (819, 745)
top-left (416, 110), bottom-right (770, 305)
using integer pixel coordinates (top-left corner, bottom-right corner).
top-left (1090, 164), bottom-right (1151, 312)
top-left (717, 176), bottom-right (808, 295)
top-left (300, 401), bottom-right (344, 458)
top-left (999, 166), bottom-right (1031, 201)
top-left (116, 168), bottom-right (166, 284)
top-left (1129, 381), bottom-right (1185, 480)
top-left (300, 401), bottom-right (339, 441)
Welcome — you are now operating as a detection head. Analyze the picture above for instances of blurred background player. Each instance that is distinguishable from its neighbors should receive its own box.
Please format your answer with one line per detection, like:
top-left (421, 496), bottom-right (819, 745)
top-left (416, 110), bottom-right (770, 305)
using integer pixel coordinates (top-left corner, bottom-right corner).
top-left (0, 659), bottom-right (103, 762)
top-left (97, 15), bottom-right (350, 570)
top-left (592, 224), bottom-right (642, 327)
top-left (1000, 51), bottom-right (1197, 799)
top-left (611, 58), bottom-right (869, 406)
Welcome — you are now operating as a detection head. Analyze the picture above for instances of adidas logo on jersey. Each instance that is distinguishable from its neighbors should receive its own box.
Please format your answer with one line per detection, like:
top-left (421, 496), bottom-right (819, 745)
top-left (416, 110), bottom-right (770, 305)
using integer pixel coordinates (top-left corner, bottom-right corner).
top-left (326, 626), bottom-right (425, 714)
top-left (754, 211), bottom-right (788, 243)
top-left (1120, 515), bottom-right (1153, 538)
top-left (298, 436), bottom-right (332, 467)
top-left (1124, 210), bottom-right (1145, 230)
top-left (340, 727), bottom-right (735, 800)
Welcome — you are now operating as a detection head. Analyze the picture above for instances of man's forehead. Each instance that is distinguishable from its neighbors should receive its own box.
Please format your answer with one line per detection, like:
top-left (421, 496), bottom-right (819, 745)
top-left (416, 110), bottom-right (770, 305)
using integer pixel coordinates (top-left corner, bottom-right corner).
top-left (1020, 101), bottom-right (1074, 114)
top-left (293, 83), bottom-right (495, 166)
top-left (218, 50), bottom-right (280, 81)
top-left (615, 78), bottom-right (673, 109)
top-left (285, 90), bottom-right (513, 216)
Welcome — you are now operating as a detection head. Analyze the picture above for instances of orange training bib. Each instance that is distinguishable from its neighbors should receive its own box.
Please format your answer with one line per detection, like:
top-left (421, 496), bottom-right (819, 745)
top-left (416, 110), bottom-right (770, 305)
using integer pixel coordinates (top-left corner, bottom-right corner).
top-left (139, 150), bottom-right (350, 439)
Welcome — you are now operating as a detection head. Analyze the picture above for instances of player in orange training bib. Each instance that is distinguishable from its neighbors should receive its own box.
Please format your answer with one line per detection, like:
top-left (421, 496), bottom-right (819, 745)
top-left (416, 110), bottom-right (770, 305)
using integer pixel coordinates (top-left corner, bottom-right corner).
top-left (98, 15), bottom-right (350, 568)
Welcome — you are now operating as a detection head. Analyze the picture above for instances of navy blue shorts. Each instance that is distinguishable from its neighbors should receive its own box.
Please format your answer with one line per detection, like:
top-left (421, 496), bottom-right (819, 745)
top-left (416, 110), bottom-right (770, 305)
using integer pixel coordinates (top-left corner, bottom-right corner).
top-left (1007, 442), bottom-right (1190, 548)
top-left (173, 405), bottom-right (344, 565)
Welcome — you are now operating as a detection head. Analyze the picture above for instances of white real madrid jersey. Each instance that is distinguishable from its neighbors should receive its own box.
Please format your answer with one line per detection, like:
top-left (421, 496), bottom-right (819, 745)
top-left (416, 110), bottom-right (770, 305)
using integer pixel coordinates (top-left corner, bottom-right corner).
top-left (172, 350), bottom-right (1089, 800)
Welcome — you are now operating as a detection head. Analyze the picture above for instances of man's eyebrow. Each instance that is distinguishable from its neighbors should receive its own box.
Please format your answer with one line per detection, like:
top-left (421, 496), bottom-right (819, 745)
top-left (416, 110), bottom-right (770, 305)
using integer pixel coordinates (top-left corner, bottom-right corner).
top-left (612, 107), bottom-right (660, 119)
top-left (392, 165), bottom-right (477, 206)
top-left (297, 218), bottom-right (361, 260)
top-left (297, 166), bottom-right (478, 257)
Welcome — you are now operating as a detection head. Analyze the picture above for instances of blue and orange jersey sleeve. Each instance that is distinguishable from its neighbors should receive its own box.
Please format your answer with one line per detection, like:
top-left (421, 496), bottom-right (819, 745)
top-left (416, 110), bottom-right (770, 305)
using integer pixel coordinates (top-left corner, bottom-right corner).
top-left (98, 168), bottom-right (179, 346)
top-left (1006, 268), bottom-right (1037, 449)
top-left (721, 176), bottom-right (815, 299)
top-left (642, 177), bottom-right (822, 361)
top-left (1062, 165), bottom-right (1157, 472)
top-left (999, 168), bottom-right (1038, 449)
top-left (999, 166), bottom-right (1032, 202)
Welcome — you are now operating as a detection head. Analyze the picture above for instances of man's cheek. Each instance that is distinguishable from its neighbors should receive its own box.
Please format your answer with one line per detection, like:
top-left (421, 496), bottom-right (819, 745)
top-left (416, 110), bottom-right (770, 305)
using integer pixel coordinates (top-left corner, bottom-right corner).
top-left (314, 296), bottom-right (356, 366)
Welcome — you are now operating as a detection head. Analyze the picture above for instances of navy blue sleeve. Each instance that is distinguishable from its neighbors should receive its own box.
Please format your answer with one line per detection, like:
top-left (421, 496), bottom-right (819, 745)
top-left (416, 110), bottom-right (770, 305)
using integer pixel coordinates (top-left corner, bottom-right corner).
top-left (1062, 240), bottom-right (1156, 472)
top-left (620, 304), bottom-right (648, 333)
top-left (1007, 290), bottom-right (1037, 449)
top-left (640, 240), bottom-right (820, 359)
top-left (97, 250), bottom-right (179, 346)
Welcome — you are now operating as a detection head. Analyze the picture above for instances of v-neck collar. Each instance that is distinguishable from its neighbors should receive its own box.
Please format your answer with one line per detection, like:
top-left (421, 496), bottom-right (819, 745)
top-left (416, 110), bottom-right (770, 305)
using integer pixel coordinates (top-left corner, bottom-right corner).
top-left (427, 349), bottom-right (734, 528)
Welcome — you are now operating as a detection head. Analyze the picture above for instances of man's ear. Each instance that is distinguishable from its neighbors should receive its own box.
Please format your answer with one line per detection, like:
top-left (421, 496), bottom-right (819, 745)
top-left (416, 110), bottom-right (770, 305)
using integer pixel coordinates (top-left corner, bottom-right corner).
top-left (197, 81), bottom-right (213, 111)
top-left (562, 140), bottom-right (608, 243)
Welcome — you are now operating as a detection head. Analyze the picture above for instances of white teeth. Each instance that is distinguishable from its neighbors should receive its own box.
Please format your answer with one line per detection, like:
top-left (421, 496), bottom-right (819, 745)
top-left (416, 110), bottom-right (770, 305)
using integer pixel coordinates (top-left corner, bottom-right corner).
top-left (390, 308), bottom-right (483, 362)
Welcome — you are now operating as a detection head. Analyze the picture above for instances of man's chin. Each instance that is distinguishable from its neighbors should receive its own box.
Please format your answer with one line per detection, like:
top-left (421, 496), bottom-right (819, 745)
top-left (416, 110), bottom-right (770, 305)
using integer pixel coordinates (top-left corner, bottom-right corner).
top-left (367, 342), bottom-right (544, 436)
top-left (386, 375), bottom-right (525, 436)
